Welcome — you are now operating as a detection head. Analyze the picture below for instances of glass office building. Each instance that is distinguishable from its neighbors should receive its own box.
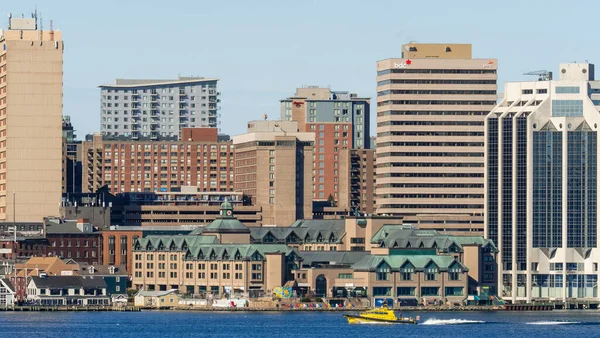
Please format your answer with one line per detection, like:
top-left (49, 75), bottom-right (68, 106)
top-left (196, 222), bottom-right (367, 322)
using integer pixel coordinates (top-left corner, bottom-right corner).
top-left (485, 63), bottom-right (600, 302)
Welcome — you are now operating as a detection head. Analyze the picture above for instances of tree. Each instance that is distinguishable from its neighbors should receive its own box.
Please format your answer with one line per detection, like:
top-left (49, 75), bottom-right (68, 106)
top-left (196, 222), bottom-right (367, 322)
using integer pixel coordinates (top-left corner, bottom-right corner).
top-left (327, 194), bottom-right (337, 207)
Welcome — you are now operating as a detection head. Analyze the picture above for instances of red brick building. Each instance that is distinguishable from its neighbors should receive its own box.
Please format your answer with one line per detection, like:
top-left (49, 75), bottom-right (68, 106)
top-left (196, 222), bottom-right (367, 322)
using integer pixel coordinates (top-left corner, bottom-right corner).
top-left (44, 219), bottom-right (102, 265)
top-left (82, 128), bottom-right (234, 194)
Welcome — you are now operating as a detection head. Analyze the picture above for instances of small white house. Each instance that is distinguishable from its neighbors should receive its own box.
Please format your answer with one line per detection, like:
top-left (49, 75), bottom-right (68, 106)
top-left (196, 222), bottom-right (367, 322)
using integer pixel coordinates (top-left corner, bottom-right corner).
top-left (0, 278), bottom-right (15, 307)
top-left (134, 290), bottom-right (178, 308)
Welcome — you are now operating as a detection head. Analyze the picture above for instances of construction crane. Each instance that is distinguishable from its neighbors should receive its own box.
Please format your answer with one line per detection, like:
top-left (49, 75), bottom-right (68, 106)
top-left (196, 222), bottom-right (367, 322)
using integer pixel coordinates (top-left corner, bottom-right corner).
top-left (524, 70), bottom-right (553, 81)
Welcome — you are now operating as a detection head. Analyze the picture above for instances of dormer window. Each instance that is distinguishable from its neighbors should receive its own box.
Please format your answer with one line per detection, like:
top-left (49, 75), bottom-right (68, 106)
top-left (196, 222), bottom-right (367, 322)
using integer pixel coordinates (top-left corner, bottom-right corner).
top-left (88, 266), bottom-right (95, 274)
top-left (108, 266), bottom-right (115, 274)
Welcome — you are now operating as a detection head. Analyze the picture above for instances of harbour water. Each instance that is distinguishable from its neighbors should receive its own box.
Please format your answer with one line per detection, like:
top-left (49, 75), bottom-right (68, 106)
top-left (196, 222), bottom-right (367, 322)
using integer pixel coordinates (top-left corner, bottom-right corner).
top-left (2, 310), bottom-right (600, 337)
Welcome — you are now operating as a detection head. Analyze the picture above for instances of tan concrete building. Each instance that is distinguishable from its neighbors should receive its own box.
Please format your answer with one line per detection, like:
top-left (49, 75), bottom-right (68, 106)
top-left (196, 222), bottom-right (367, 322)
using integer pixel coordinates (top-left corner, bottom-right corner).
top-left (376, 43), bottom-right (497, 234)
top-left (82, 128), bottom-right (234, 194)
top-left (0, 16), bottom-right (63, 221)
top-left (233, 121), bottom-right (314, 226)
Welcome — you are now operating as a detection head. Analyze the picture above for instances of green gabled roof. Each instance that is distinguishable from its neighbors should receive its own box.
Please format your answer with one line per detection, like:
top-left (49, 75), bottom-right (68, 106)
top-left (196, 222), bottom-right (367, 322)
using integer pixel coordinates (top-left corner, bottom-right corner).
top-left (370, 224), bottom-right (497, 253)
top-left (351, 254), bottom-right (468, 273)
top-left (203, 218), bottom-right (250, 233)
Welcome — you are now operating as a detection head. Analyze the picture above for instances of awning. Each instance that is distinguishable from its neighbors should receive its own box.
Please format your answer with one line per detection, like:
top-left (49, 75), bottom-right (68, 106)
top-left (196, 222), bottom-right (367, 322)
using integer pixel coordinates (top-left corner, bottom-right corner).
top-left (284, 280), bottom-right (298, 288)
top-left (298, 283), bottom-right (310, 287)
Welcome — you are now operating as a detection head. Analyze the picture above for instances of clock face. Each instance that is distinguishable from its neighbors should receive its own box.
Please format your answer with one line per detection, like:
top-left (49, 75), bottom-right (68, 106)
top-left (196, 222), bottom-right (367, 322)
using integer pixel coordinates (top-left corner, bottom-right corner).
top-left (226, 210), bottom-right (232, 216)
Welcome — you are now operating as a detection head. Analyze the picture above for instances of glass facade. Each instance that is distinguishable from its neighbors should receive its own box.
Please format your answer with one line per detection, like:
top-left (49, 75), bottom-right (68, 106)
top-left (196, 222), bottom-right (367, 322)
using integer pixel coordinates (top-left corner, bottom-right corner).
top-left (567, 131), bottom-right (597, 248)
top-left (502, 116), bottom-right (513, 270)
top-left (487, 118), bottom-right (499, 246)
top-left (533, 129), bottom-right (562, 248)
top-left (555, 86), bottom-right (580, 94)
top-left (551, 100), bottom-right (583, 117)
top-left (516, 116), bottom-right (527, 270)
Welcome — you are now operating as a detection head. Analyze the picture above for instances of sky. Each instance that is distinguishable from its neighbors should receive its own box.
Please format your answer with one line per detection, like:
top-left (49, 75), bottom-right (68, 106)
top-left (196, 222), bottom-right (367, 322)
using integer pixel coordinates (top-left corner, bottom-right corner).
top-left (3, 0), bottom-right (600, 138)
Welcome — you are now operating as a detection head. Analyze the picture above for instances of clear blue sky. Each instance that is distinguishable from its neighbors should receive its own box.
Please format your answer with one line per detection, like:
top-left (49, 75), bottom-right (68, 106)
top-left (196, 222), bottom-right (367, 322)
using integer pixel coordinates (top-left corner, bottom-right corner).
top-left (3, 0), bottom-right (598, 138)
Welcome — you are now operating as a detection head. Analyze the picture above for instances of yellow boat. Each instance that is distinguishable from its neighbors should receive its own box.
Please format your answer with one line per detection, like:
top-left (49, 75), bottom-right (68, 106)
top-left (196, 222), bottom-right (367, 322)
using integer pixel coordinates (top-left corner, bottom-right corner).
top-left (344, 306), bottom-right (418, 324)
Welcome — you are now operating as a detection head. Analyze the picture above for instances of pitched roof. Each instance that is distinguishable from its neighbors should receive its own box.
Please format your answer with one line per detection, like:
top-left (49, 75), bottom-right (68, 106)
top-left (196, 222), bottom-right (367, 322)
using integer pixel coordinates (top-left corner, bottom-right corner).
top-left (0, 278), bottom-right (14, 292)
top-left (351, 254), bottom-right (468, 272)
top-left (298, 251), bottom-right (369, 267)
top-left (17, 257), bottom-right (79, 277)
top-left (135, 289), bottom-right (178, 297)
top-left (203, 218), bottom-right (250, 233)
top-left (79, 264), bottom-right (127, 276)
top-left (30, 276), bottom-right (106, 289)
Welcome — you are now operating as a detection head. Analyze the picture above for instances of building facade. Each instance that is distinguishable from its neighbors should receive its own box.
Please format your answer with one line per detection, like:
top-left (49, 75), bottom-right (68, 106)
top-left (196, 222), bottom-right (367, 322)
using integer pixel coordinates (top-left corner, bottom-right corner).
top-left (376, 43), bottom-right (497, 234)
top-left (132, 202), bottom-right (298, 296)
top-left (233, 121), bottom-right (314, 226)
top-left (99, 77), bottom-right (220, 140)
top-left (63, 115), bottom-right (83, 194)
top-left (82, 130), bottom-right (234, 194)
top-left (44, 218), bottom-right (102, 265)
top-left (281, 87), bottom-right (370, 205)
top-left (0, 16), bottom-right (63, 222)
top-left (486, 63), bottom-right (600, 303)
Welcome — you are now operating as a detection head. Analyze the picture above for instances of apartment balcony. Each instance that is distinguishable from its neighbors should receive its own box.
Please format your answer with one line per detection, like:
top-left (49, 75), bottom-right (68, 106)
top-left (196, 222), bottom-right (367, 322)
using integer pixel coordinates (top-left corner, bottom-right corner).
top-left (151, 103), bottom-right (160, 108)
top-left (208, 90), bottom-right (220, 96)
top-left (151, 132), bottom-right (159, 140)
top-left (131, 132), bottom-right (140, 139)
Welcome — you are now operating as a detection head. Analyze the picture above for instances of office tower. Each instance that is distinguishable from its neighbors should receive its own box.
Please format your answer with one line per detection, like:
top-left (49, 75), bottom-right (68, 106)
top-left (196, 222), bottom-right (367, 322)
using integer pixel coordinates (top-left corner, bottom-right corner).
top-left (233, 120), bottom-right (314, 226)
top-left (82, 128), bottom-right (234, 194)
top-left (63, 116), bottom-right (82, 194)
top-left (376, 43), bottom-right (497, 234)
top-left (99, 77), bottom-right (220, 140)
top-left (280, 87), bottom-right (370, 206)
top-left (0, 15), bottom-right (63, 221)
top-left (486, 63), bottom-right (600, 302)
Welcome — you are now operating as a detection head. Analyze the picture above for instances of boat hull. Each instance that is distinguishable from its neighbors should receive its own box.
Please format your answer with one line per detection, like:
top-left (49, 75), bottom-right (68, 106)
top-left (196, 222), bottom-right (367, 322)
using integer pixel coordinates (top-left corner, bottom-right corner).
top-left (344, 315), bottom-right (417, 325)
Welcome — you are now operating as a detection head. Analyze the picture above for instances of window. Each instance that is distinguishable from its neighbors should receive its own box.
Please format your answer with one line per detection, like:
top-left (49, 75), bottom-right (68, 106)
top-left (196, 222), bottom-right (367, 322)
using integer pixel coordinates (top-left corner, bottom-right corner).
top-left (397, 287), bottom-right (415, 296)
top-left (372, 287), bottom-right (392, 296)
top-left (424, 264), bottom-right (438, 281)
top-left (537, 89), bottom-right (548, 94)
top-left (448, 265), bottom-right (461, 281)
top-left (421, 287), bottom-right (439, 296)
top-left (555, 86), bottom-right (580, 94)
top-left (400, 265), bottom-right (413, 281)
top-left (376, 264), bottom-right (390, 281)
top-left (521, 89), bottom-right (533, 94)
top-left (445, 287), bottom-right (463, 296)
top-left (338, 273), bottom-right (353, 279)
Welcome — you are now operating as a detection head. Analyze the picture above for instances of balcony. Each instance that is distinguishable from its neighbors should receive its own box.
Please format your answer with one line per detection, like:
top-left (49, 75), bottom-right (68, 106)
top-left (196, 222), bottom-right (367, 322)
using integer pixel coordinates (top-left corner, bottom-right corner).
top-left (131, 132), bottom-right (140, 139)
top-left (151, 132), bottom-right (159, 140)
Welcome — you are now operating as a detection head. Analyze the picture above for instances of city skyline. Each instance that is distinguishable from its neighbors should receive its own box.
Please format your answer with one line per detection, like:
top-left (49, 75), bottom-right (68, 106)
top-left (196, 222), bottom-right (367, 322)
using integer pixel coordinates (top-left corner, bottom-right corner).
top-left (4, 0), bottom-right (597, 138)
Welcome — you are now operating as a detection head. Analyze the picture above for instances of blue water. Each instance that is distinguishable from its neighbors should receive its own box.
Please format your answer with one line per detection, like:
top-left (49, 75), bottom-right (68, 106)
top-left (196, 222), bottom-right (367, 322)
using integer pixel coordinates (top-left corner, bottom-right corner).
top-left (2, 310), bottom-right (600, 337)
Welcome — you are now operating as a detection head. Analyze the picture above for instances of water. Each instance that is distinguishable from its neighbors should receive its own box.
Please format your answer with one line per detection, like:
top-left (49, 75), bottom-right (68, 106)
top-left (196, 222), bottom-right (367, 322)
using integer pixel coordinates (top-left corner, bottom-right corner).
top-left (2, 310), bottom-right (600, 337)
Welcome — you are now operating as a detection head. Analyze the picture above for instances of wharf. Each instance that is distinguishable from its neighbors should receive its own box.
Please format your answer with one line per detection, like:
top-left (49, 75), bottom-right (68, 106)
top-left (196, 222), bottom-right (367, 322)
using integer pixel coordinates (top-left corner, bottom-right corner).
top-left (0, 306), bottom-right (141, 312)
top-left (162, 305), bottom-right (504, 312)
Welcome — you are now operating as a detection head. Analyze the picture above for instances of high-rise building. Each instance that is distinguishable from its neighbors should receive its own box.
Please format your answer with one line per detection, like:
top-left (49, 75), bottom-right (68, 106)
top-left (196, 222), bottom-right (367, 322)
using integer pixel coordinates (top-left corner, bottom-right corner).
top-left (233, 120), bottom-right (314, 226)
top-left (280, 87), bottom-right (370, 205)
top-left (486, 63), bottom-right (600, 302)
top-left (62, 116), bottom-right (82, 194)
top-left (0, 15), bottom-right (63, 221)
top-left (376, 43), bottom-right (497, 234)
top-left (82, 128), bottom-right (234, 194)
top-left (99, 77), bottom-right (220, 140)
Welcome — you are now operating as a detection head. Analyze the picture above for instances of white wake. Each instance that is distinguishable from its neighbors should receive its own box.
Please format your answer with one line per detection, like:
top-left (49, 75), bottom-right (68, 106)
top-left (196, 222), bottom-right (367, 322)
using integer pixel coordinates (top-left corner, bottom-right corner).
top-left (526, 321), bottom-right (579, 325)
top-left (420, 318), bottom-right (485, 325)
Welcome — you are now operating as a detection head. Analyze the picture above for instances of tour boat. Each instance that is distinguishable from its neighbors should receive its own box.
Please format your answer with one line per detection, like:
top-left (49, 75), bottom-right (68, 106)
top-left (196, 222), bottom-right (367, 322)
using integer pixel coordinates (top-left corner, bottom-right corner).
top-left (344, 306), bottom-right (419, 324)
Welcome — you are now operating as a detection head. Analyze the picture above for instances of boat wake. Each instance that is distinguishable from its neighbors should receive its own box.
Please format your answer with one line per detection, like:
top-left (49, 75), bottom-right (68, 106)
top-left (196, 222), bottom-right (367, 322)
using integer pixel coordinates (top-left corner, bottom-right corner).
top-left (526, 321), bottom-right (579, 325)
top-left (421, 319), bottom-right (485, 325)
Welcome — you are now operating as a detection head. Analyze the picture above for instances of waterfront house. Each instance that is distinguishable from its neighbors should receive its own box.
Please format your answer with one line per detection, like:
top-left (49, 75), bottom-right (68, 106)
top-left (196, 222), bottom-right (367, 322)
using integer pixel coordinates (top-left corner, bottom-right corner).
top-left (134, 289), bottom-right (178, 308)
top-left (0, 278), bottom-right (15, 307)
top-left (26, 275), bottom-right (110, 306)
top-left (79, 264), bottom-right (127, 296)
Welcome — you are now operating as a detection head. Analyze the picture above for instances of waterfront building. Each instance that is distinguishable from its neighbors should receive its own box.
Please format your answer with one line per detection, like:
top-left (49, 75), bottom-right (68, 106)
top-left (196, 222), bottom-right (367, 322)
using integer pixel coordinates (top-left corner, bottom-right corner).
top-left (82, 128), bottom-right (234, 194)
top-left (292, 225), bottom-right (497, 305)
top-left (280, 87), bottom-right (370, 207)
top-left (99, 77), bottom-right (220, 140)
top-left (0, 222), bottom-right (46, 260)
top-left (134, 289), bottom-right (178, 308)
top-left (376, 43), bottom-right (497, 235)
top-left (11, 257), bottom-right (79, 301)
top-left (79, 264), bottom-right (127, 296)
top-left (0, 15), bottom-right (63, 222)
top-left (0, 278), bottom-right (15, 306)
top-left (44, 218), bottom-right (102, 265)
top-left (131, 202), bottom-right (299, 296)
top-left (233, 121), bottom-right (314, 226)
top-left (486, 63), bottom-right (600, 303)
top-left (26, 276), bottom-right (109, 306)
